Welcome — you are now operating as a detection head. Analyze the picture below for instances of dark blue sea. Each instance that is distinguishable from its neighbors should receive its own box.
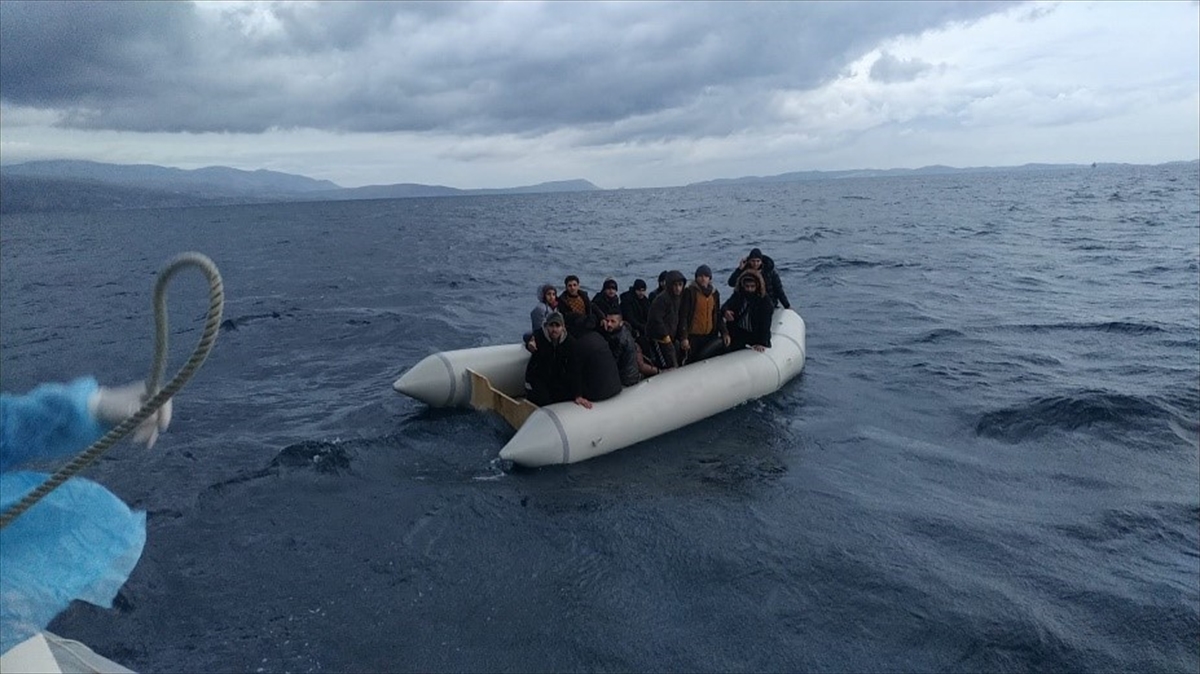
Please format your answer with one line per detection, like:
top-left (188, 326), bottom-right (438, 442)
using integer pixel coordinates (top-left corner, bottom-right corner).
top-left (1, 164), bottom-right (1197, 673)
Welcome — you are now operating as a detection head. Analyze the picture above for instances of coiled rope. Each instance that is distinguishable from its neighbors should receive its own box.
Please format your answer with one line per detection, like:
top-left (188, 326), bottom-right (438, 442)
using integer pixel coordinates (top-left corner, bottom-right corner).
top-left (0, 252), bottom-right (224, 529)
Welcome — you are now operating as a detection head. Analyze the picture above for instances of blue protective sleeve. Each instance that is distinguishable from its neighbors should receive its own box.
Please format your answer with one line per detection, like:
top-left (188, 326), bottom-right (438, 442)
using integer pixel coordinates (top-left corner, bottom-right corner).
top-left (0, 471), bottom-right (146, 655)
top-left (0, 379), bottom-right (144, 656)
top-left (0, 378), bottom-right (106, 472)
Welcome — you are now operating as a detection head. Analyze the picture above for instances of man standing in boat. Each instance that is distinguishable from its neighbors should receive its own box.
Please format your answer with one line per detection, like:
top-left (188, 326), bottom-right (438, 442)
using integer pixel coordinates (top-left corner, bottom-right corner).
top-left (646, 270), bottom-right (688, 370)
top-left (727, 247), bottom-right (791, 310)
top-left (679, 264), bottom-right (729, 364)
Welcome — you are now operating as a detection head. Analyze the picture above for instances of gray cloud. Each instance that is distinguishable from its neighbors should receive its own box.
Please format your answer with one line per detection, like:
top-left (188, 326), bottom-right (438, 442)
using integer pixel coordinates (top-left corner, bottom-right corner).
top-left (869, 52), bottom-right (937, 83)
top-left (1, 1), bottom-right (1016, 140)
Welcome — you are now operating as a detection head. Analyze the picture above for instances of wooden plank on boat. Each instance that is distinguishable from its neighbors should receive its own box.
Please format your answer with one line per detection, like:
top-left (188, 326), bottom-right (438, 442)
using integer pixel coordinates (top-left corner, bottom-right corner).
top-left (468, 368), bottom-right (538, 430)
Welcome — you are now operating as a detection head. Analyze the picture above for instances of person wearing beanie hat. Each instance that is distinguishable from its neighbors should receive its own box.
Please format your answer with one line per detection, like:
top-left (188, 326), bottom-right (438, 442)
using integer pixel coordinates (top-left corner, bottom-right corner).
top-left (727, 246), bottom-right (791, 310)
top-left (646, 270), bottom-right (688, 370)
top-left (619, 279), bottom-right (651, 341)
top-left (679, 263), bottom-right (728, 364)
top-left (591, 277), bottom-right (622, 323)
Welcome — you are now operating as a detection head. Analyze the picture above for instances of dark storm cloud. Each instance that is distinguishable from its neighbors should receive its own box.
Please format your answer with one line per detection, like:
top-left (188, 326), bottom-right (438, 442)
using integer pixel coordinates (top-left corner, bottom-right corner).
top-left (0, 1), bottom-right (1017, 138)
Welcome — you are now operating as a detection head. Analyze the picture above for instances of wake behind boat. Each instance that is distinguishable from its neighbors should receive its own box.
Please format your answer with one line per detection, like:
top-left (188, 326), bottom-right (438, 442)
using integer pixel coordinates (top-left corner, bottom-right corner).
top-left (393, 308), bottom-right (806, 466)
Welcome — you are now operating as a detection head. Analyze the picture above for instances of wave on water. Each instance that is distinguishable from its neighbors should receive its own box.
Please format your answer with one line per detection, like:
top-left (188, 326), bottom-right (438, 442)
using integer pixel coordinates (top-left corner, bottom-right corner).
top-left (998, 321), bottom-right (1168, 335)
top-left (975, 389), bottom-right (1197, 444)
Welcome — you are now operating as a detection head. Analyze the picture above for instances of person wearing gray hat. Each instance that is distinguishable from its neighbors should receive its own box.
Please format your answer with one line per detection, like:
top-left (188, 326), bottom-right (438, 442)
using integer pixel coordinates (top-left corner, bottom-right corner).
top-left (523, 311), bottom-right (573, 406)
top-left (680, 264), bottom-right (728, 363)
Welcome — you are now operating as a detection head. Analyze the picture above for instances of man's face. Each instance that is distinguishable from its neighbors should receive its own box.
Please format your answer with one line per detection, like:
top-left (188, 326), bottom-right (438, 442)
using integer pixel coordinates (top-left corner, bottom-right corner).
top-left (635, 288), bottom-right (646, 299)
top-left (747, 257), bottom-right (763, 269)
top-left (670, 280), bottom-right (685, 296)
top-left (742, 279), bottom-right (758, 294)
top-left (546, 323), bottom-right (565, 340)
top-left (602, 314), bottom-right (622, 332)
top-left (605, 287), bottom-right (618, 298)
top-left (695, 274), bottom-right (711, 288)
top-left (565, 280), bottom-right (580, 295)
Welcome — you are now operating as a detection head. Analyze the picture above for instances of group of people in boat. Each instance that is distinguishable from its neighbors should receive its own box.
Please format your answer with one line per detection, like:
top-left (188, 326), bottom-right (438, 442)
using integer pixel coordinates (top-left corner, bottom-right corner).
top-left (522, 247), bottom-right (792, 409)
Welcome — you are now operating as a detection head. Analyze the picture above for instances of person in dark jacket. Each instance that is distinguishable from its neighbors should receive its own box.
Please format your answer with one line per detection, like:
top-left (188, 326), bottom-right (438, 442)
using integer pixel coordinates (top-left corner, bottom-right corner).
top-left (524, 312), bottom-right (574, 406)
top-left (619, 279), bottom-right (651, 341)
top-left (591, 278), bottom-right (622, 323)
top-left (564, 313), bottom-right (622, 408)
top-left (679, 264), bottom-right (728, 364)
top-left (600, 308), bottom-right (659, 386)
top-left (721, 269), bottom-right (774, 352)
top-left (646, 270), bottom-right (688, 369)
top-left (727, 247), bottom-right (791, 310)
top-left (647, 270), bottom-right (669, 303)
top-left (558, 275), bottom-right (592, 321)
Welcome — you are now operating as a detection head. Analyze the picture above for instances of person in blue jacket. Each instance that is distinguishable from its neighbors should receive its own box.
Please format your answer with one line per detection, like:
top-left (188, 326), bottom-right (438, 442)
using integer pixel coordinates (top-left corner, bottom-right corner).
top-left (0, 377), bottom-right (172, 656)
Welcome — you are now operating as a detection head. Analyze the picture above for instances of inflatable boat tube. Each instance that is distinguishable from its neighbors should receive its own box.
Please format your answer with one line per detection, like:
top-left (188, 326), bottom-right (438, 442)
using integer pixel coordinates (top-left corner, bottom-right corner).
top-left (393, 309), bottom-right (806, 466)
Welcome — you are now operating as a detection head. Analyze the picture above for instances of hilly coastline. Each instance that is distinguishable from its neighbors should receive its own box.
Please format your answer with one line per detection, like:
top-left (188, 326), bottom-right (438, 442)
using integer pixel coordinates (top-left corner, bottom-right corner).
top-left (1, 158), bottom-right (1195, 215)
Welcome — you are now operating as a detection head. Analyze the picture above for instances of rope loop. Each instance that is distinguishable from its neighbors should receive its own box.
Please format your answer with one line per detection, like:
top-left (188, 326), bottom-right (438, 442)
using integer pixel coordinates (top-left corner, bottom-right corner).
top-left (0, 253), bottom-right (224, 529)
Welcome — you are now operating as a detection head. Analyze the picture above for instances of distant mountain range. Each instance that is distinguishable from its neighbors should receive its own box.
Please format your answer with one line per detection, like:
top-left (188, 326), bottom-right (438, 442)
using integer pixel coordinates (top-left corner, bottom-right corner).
top-left (683, 160), bottom-right (1200, 187)
top-left (0, 160), bottom-right (602, 214)
top-left (0, 158), bottom-right (1195, 214)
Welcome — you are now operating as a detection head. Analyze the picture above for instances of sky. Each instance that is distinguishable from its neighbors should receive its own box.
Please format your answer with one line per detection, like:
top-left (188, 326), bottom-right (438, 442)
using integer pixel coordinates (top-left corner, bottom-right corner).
top-left (0, 1), bottom-right (1197, 190)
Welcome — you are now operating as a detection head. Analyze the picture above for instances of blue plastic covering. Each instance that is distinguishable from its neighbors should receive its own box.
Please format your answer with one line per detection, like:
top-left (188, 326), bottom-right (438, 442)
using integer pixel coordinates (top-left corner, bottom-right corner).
top-left (0, 378), bottom-right (146, 655)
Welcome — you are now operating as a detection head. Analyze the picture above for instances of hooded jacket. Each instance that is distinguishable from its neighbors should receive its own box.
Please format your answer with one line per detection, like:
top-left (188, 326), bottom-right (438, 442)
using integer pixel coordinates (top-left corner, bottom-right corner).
top-left (721, 269), bottom-right (774, 349)
top-left (524, 325), bottom-right (575, 405)
top-left (647, 270), bottom-right (688, 344)
top-left (726, 253), bottom-right (790, 310)
top-left (530, 283), bottom-right (558, 335)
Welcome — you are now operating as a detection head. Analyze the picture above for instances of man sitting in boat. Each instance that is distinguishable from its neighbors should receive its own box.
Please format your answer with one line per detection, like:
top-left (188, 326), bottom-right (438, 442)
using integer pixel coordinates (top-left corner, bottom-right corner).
top-left (557, 275), bottom-right (593, 322)
top-left (529, 282), bottom-right (558, 335)
top-left (679, 264), bottom-right (729, 364)
top-left (618, 278), bottom-right (650, 342)
top-left (722, 269), bottom-right (774, 353)
top-left (591, 278), bottom-right (621, 324)
top-left (727, 247), bottom-right (791, 310)
top-left (563, 313), bottom-right (622, 409)
top-left (599, 307), bottom-right (659, 386)
top-left (646, 270), bottom-right (688, 370)
top-left (523, 311), bottom-right (574, 406)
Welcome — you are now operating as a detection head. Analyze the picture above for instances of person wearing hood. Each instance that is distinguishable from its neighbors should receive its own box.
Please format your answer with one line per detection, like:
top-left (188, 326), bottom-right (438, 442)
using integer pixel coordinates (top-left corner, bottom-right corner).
top-left (591, 278), bottom-right (622, 324)
top-left (646, 270), bottom-right (688, 370)
top-left (529, 283), bottom-right (559, 335)
top-left (721, 269), bottom-right (775, 352)
top-left (679, 265), bottom-right (729, 364)
top-left (647, 270), bottom-right (669, 303)
top-left (619, 279), bottom-right (651, 342)
top-left (524, 312), bottom-right (574, 406)
top-left (727, 247), bottom-right (791, 310)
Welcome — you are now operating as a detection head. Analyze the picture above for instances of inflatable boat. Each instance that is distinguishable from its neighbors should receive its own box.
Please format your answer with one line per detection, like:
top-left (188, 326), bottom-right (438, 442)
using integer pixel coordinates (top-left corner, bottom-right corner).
top-left (393, 308), bottom-right (806, 467)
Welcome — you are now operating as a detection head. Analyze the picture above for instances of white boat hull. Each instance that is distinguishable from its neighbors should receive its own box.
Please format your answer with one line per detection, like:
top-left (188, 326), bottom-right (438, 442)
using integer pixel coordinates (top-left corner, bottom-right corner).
top-left (393, 309), bottom-right (806, 466)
